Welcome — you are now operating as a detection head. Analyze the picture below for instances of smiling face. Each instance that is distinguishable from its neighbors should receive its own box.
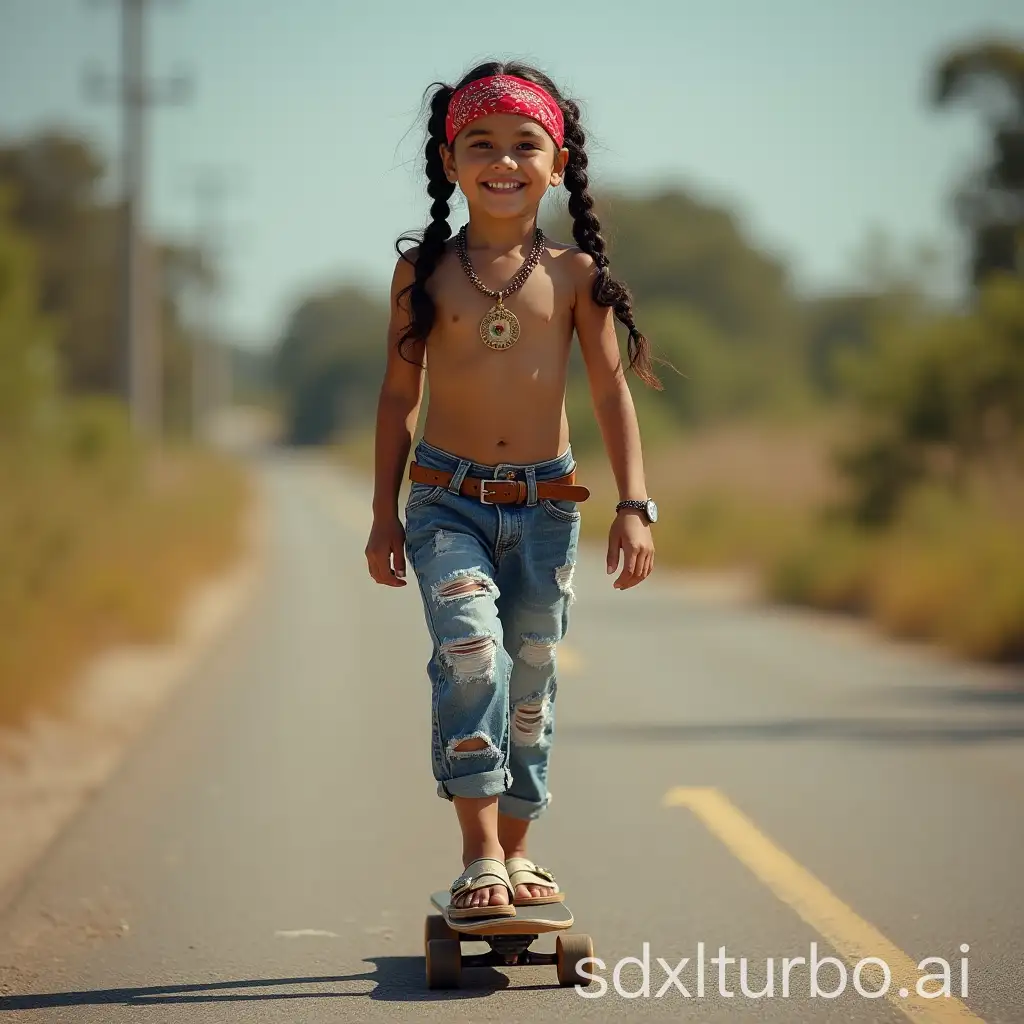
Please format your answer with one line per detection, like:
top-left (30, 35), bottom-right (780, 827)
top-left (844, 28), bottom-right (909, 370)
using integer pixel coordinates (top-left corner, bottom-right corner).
top-left (441, 113), bottom-right (569, 219)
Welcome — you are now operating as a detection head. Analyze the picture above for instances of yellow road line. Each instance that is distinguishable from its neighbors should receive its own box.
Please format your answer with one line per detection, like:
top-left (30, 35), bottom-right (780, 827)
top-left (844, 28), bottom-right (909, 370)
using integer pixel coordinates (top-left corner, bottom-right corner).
top-left (664, 787), bottom-right (983, 1023)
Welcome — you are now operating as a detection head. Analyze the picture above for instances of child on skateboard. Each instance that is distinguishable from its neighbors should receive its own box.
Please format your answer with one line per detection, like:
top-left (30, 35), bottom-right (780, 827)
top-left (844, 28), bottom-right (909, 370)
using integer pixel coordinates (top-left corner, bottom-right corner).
top-left (365, 61), bottom-right (662, 921)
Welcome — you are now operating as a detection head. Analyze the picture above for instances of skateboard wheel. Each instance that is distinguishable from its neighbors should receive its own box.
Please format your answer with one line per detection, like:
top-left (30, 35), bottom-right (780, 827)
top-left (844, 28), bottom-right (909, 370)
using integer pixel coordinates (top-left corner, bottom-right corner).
top-left (556, 933), bottom-right (595, 987)
top-left (424, 914), bottom-right (458, 944)
top-left (426, 938), bottom-right (462, 989)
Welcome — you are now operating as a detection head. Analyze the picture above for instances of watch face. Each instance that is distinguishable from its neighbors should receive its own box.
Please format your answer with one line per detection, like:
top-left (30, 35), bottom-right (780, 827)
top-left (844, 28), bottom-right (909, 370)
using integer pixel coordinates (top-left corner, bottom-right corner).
top-left (645, 499), bottom-right (658, 523)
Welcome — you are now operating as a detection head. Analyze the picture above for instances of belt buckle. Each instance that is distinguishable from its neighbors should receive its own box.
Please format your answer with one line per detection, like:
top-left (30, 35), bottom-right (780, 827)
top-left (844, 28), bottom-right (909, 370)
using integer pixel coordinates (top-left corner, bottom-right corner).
top-left (479, 478), bottom-right (501, 504)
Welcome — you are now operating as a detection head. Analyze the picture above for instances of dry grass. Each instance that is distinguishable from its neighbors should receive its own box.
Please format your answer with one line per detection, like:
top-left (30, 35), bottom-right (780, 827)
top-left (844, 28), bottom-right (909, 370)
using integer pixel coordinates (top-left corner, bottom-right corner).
top-left (0, 441), bottom-right (250, 727)
top-left (575, 421), bottom-right (842, 569)
top-left (770, 483), bottom-right (1024, 662)
top-left (579, 422), bottom-right (1023, 663)
top-left (338, 417), bottom-right (1023, 664)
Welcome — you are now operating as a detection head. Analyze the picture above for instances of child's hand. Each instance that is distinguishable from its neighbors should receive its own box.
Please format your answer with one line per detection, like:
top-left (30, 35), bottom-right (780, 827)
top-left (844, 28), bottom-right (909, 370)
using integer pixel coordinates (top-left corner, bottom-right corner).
top-left (606, 512), bottom-right (654, 590)
top-left (365, 515), bottom-right (408, 587)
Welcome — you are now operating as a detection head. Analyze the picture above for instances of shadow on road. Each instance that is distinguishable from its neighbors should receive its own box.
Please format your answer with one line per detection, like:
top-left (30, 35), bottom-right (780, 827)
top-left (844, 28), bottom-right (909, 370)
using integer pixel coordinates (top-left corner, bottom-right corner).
top-left (896, 681), bottom-right (1024, 705)
top-left (560, 670), bottom-right (1024, 746)
top-left (559, 716), bottom-right (1024, 745)
top-left (0, 956), bottom-right (571, 1009)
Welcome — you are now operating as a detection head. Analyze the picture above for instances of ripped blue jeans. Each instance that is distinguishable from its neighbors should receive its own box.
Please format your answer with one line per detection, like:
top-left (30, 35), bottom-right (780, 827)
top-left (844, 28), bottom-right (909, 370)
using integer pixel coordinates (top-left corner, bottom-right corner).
top-left (403, 439), bottom-right (580, 821)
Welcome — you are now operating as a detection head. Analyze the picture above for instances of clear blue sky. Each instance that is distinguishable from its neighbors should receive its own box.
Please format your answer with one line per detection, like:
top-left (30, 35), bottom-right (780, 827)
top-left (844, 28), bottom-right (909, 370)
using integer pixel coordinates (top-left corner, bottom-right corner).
top-left (2, 0), bottom-right (1023, 347)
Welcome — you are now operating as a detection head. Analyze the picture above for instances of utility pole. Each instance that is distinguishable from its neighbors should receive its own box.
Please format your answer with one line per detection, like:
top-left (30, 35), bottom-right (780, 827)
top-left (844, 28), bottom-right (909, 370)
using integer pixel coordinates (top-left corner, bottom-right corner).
top-left (187, 167), bottom-right (234, 439)
top-left (84, 0), bottom-right (189, 438)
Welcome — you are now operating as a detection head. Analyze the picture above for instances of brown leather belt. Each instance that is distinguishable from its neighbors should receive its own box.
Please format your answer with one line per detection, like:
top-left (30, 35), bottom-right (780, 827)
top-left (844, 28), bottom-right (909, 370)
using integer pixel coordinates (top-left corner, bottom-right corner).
top-left (409, 463), bottom-right (590, 505)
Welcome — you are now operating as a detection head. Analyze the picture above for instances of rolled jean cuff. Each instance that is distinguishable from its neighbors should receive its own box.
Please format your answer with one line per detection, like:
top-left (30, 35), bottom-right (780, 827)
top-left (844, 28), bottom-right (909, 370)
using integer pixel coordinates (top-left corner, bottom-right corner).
top-left (498, 791), bottom-right (551, 821)
top-left (437, 767), bottom-right (511, 801)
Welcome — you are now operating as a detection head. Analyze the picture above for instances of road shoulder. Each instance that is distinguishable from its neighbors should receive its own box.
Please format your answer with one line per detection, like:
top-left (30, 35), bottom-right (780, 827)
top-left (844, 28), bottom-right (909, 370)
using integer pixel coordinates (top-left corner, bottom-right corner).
top-left (0, 483), bottom-right (267, 913)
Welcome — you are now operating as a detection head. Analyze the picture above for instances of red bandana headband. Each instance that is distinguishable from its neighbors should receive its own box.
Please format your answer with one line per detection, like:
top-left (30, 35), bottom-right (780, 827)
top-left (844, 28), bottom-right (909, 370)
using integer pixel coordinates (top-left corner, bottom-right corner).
top-left (445, 74), bottom-right (565, 148)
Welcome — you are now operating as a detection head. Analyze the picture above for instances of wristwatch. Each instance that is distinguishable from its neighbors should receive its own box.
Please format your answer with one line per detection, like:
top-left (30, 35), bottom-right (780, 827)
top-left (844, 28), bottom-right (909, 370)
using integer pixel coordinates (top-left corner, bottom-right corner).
top-left (616, 498), bottom-right (658, 524)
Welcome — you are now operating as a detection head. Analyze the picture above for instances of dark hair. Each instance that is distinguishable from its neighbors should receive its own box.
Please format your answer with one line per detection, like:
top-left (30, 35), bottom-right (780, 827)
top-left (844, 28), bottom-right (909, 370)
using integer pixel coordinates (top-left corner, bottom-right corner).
top-left (395, 60), bottom-right (663, 389)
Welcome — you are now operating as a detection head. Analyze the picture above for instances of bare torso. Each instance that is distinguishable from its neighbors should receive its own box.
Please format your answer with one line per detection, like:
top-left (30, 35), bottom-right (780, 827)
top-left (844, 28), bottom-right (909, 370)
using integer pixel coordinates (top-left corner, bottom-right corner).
top-left (420, 238), bottom-right (579, 466)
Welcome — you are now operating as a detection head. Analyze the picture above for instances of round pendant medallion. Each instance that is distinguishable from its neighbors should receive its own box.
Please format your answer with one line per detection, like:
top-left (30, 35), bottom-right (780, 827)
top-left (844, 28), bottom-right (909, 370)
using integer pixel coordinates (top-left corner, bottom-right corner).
top-left (480, 305), bottom-right (520, 350)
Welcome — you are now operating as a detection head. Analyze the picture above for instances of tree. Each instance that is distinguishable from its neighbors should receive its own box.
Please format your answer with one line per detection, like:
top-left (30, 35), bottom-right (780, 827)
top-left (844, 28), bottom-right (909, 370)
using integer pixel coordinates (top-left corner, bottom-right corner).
top-left (273, 285), bottom-right (389, 444)
top-left (834, 274), bottom-right (1024, 525)
top-left (0, 130), bottom-right (221, 435)
top-left (546, 187), bottom-right (802, 349)
top-left (0, 132), bottom-right (118, 394)
top-left (543, 186), bottom-right (811, 427)
top-left (0, 187), bottom-right (57, 436)
top-left (933, 40), bottom-right (1024, 285)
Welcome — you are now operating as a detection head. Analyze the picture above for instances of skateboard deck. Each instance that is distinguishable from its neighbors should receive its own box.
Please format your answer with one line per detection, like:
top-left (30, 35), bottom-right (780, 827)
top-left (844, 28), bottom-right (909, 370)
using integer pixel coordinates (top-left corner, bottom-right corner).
top-left (430, 890), bottom-right (574, 935)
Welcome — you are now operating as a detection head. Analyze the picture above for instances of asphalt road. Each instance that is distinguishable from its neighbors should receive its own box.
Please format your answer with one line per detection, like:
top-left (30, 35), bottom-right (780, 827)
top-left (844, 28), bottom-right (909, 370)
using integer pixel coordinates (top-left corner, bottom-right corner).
top-left (1, 450), bottom-right (1022, 1023)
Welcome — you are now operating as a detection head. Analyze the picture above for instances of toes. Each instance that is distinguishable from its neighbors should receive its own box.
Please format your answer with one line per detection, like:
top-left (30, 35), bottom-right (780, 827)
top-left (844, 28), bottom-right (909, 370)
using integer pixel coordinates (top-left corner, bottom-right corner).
top-left (518, 883), bottom-right (555, 899)
top-left (515, 883), bottom-right (548, 900)
top-left (454, 885), bottom-right (511, 909)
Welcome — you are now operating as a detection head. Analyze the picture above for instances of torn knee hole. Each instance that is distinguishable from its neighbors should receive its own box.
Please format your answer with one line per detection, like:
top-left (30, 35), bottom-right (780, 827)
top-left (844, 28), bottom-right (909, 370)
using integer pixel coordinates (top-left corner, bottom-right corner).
top-left (512, 697), bottom-right (550, 745)
top-left (431, 570), bottom-right (496, 606)
top-left (518, 636), bottom-right (557, 668)
top-left (554, 562), bottom-right (576, 605)
top-left (439, 579), bottom-right (486, 598)
top-left (453, 737), bottom-right (489, 752)
top-left (448, 732), bottom-right (498, 758)
top-left (441, 635), bottom-right (496, 681)
top-left (446, 636), bottom-right (493, 656)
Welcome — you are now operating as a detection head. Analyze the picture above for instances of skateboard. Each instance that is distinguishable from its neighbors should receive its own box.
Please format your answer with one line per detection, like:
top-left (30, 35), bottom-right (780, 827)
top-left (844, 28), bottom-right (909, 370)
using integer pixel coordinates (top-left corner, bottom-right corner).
top-left (425, 890), bottom-right (595, 989)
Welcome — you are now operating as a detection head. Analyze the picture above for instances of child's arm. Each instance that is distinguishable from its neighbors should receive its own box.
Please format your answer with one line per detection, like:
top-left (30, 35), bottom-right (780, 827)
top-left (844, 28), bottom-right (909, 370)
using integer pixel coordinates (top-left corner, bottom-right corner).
top-left (571, 253), bottom-right (655, 589)
top-left (366, 254), bottom-right (426, 586)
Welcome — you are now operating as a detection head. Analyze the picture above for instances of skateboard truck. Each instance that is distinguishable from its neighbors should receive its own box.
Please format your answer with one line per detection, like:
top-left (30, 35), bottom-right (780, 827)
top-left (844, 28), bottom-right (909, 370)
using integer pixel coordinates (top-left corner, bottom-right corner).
top-left (425, 891), bottom-right (595, 989)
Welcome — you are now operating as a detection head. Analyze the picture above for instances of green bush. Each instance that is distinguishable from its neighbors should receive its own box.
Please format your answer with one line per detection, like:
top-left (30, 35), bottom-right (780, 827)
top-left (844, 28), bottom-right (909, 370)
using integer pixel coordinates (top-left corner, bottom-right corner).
top-left (833, 274), bottom-right (1024, 526)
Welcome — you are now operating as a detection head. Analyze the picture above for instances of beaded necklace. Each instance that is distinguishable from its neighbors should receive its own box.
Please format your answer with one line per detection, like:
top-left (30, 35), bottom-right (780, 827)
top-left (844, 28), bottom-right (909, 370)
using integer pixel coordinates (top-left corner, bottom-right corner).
top-left (455, 224), bottom-right (545, 350)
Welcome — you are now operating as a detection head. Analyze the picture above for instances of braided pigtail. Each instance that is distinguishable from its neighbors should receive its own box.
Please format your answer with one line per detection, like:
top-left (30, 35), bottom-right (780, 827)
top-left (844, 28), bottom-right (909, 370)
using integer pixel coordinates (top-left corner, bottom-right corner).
top-left (395, 83), bottom-right (456, 364)
top-left (561, 100), bottom-right (663, 390)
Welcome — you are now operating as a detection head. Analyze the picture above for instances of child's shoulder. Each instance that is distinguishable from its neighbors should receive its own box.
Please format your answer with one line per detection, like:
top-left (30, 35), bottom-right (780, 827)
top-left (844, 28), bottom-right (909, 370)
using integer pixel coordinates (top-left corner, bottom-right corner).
top-left (542, 237), bottom-right (599, 283)
top-left (392, 239), bottom-right (456, 273)
top-left (390, 241), bottom-right (447, 289)
top-left (394, 242), bottom-right (425, 270)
